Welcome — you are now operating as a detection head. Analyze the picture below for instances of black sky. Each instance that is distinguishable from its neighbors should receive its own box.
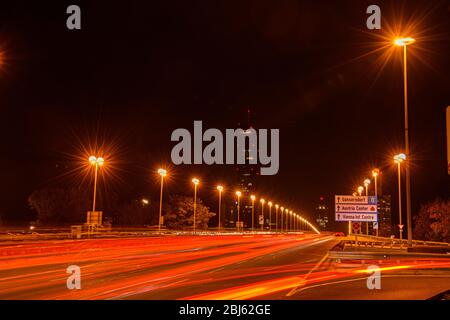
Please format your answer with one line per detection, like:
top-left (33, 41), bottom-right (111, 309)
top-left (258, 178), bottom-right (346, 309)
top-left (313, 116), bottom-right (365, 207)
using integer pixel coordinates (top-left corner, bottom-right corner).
top-left (0, 0), bottom-right (449, 228)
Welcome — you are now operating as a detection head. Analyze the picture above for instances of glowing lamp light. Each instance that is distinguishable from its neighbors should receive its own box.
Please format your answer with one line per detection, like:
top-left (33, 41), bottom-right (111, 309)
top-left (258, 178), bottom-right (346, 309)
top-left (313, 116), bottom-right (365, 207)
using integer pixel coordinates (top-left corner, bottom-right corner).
top-left (158, 168), bottom-right (167, 177)
top-left (394, 153), bottom-right (406, 164)
top-left (394, 37), bottom-right (415, 46)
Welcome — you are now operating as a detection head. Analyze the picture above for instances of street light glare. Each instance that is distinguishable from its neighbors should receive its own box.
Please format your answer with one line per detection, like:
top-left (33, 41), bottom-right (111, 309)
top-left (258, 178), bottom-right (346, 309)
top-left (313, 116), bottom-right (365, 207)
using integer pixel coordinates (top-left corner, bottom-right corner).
top-left (250, 195), bottom-right (256, 201)
top-left (97, 157), bottom-right (105, 166)
top-left (217, 185), bottom-right (223, 192)
top-left (235, 190), bottom-right (241, 197)
top-left (89, 155), bottom-right (104, 166)
top-left (372, 168), bottom-right (380, 177)
top-left (364, 178), bottom-right (371, 186)
top-left (394, 37), bottom-right (415, 46)
top-left (192, 178), bottom-right (199, 185)
top-left (268, 201), bottom-right (272, 207)
top-left (260, 198), bottom-right (265, 204)
top-left (158, 168), bottom-right (167, 177)
top-left (394, 153), bottom-right (406, 163)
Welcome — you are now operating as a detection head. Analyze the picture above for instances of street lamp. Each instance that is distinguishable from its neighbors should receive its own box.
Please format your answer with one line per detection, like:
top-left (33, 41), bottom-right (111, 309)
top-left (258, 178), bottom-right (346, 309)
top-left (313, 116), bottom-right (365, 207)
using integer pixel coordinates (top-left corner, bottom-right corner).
top-left (275, 204), bottom-right (279, 232)
top-left (289, 210), bottom-right (293, 232)
top-left (357, 186), bottom-right (364, 196)
top-left (236, 191), bottom-right (242, 232)
top-left (372, 168), bottom-right (380, 236)
top-left (216, 185), bottom-right (224, 230)
top-left (268, 201), bottom-right (273, 231)
top-left (280, 206), bottom-right (284, 233)
top-left (394, 36), bottom-right (415, 247)
top-left (157, 168), bottom-right (167, 231)
top-left (192, 178), bottom-right (199, 233)
top-left (88, 155), bottom-right (104, 213)
top-left (260, 198), bottom-right (265, 231)
top-left (363, 178), bottom-right (371, 234)
top-left (363, 179), bottom-right (371, 196)
top-left (250, 195), bottom-right (256, 231)
top-left (394, 153), bottom-right (406, 245)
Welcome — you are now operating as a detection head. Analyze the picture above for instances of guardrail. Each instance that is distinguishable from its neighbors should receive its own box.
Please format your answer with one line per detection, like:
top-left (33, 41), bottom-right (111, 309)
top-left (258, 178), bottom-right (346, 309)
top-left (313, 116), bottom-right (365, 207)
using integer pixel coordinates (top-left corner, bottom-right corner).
top-left (342, 234), bottom-right (450, 250)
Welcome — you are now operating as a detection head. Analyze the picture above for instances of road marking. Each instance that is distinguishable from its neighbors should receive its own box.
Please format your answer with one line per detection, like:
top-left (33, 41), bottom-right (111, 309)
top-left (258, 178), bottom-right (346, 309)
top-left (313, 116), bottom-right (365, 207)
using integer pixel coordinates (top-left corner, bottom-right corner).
top-left (286, 250), bottom-right (330, 297)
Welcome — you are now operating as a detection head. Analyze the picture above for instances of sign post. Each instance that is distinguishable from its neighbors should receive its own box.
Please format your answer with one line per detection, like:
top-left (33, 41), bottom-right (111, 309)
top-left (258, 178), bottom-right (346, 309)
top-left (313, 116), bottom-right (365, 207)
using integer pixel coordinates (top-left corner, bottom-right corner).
top-left (335, 195), bottom-right (378, 238)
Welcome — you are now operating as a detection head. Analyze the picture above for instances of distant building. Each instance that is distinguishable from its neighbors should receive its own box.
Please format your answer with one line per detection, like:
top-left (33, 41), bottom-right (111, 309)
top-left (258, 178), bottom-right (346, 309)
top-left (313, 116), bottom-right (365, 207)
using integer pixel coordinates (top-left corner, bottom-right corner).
top-left (233, 109), bottom-right (260, 228)
top-left (315, 196), bottom-right (329, 230)
top-left (377, 195), bottom-right (392, 236)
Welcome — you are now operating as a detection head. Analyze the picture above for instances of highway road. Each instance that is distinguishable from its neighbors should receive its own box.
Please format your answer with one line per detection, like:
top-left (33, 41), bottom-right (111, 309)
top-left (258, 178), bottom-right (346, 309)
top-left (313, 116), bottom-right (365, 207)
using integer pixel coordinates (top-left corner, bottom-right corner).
top-left (0, 234), bottom-right (449, 300)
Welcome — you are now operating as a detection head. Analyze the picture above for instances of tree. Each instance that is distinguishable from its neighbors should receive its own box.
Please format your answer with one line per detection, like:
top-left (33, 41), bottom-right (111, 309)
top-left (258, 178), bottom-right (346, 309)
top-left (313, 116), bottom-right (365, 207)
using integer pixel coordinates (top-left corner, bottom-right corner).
top-left (164, 195), bottom-right (215, 230)
top-left (116, 199), bottom-right (157, 225)
top-left (28, 187), bottom-right (89, 224)
top-left (413, 198), bottom-right (450, 242)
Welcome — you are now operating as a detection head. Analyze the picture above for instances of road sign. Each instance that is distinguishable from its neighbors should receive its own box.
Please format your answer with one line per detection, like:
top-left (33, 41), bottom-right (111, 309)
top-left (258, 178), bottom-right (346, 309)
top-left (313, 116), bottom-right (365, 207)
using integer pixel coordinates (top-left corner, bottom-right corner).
top-left (335, 195), bottom-right (377, 204)
top-left (259, 215), bottom-right (264, 225)
top-left (335, 204), bottom-right (377, 213)
top-left (352, 222), bottom-right (360, 232)
top-left (335, 195), bottom-right (378, 222)
top-left (398, 224), bottom-right (404, 230)
top-left (373, 221), bottom-right (379, 230)
top-left (336, 213), bottom-right (378, 222)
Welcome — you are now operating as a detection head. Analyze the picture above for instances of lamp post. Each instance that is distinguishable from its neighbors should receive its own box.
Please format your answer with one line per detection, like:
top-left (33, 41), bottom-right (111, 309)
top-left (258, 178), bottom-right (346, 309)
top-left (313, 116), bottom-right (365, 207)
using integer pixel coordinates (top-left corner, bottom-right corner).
top-left (275, 204), bottom-right (279, 232)
top-left (394, 153), bottom-right (406, 246)
top-left (157, 168), bottom-right (167, 231)
top-left (250, 195), bottom-right (256, 231)
top-left (260, 199), bottom-right (265, 231)
top-left (88, 155), bottom-right (104, 213)
top-left (364, 178), bottom-right (371, 234)
top-left (217, 185), bottom-right (223, 230)
top-left (192, 178), bottom-right (199, 233)
top-left (236, 191), bottom-right (242, 232)
top-left (280, 207), bottom-right (284, 233)
top-left (290, 210), bottom-right (293, 232)
top-left (284, 208), bottom-right (288, 232)
top-left (268, 201), bottom-right (273, 231)
top-left (372, 168), bottom-right (380, 236)
top-left (394, 37), bottom-right (415, 248)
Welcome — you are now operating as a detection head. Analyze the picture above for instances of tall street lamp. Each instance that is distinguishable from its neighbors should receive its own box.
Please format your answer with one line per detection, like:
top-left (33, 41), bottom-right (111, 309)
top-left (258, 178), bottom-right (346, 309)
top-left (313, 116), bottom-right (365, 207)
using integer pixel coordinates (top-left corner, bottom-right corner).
top-left (157, 168), bottom-right (167, 231)
top-left (275, 204), bottom-right (279, 232)
top-left (260, 199), bottom-right (265, 231)
top-left (192, 178), bottom-right (199, 233)
top-left (394, 36), bottom-right (415, 247)
top-left (280, 207), bottom-right (284, 233)
top-left (394, 153), bottom-right (406, 245)
top-left (236, 191), bottom-right (242, 232)
top-left (216, 185), bottom-right (224, 230)
top-left (372, 168), bottom-right (380, 236)
top-left (289, 210), bottom-right (293, 232)
top-left (268, 201), bottom-right (273, 231)
top-left (250, 195), bottom-right (256, 231)
top-left (363, 178), bottom-right (371, 234)
top-left (89, 155), bottom-right (104, 213)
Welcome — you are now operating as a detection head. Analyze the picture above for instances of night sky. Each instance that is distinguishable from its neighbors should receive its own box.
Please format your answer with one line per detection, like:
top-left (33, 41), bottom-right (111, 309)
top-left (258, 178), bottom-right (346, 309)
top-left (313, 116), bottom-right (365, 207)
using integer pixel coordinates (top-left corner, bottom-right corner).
top-left (0, 1), bottom-right (449, 228)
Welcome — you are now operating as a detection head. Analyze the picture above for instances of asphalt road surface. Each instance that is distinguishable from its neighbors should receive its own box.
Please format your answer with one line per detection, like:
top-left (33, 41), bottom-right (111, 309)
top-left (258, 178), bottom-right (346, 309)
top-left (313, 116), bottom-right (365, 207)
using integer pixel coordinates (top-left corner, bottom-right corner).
top-left (0, 234), bottom-right (449, 299)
